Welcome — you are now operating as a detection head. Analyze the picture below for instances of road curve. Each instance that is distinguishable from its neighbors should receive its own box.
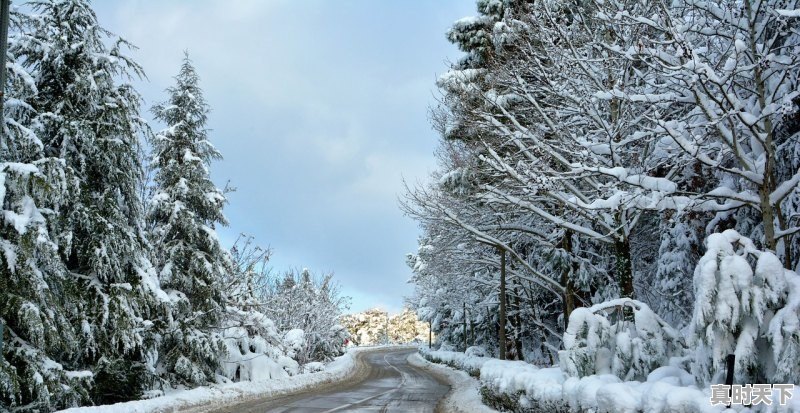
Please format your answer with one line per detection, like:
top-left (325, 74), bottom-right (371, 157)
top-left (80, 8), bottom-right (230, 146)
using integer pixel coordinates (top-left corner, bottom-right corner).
top-left (210, 348), bottom-right (450, 413)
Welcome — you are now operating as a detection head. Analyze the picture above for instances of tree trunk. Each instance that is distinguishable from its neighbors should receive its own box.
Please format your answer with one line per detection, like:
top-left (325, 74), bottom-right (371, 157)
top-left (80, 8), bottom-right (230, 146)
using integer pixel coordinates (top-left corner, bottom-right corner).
top-left (513, 284), bottom-right (524, 361)
top-left (613, 213), bottom-right (634, 299)
top-left (428, 322), bottom-right (432, 349)
top-left (561, 230), bottom-right (577, 330)
top-left (470, 319), bottom-right (475, 347)
top-left (614, 229), bottom-right (635, 321)
top-left (498, 247), bottom-right (507, 360)
top-left (615, 237), bottom-right (634, 299)
top-left (463, 301), bottom-right (468, 352)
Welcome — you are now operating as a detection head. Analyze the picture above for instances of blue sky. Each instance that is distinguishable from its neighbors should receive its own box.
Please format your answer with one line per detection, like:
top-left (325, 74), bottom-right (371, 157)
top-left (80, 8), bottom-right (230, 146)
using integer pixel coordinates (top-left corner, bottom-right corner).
top-left (91, 0), bottom-right (474, 314)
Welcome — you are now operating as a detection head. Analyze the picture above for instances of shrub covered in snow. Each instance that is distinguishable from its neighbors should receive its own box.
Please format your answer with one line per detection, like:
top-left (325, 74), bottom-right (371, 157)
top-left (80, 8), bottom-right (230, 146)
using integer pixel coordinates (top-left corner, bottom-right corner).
top-left (480, 359), bottom-right (568, 413)
top-left (428, 347), bottom-right (800, 413)
top-left (282, 329), bottom-right (305, 360)
top-left (422, 230), bottom-right (800, 412)
top-left (689, 230), bottom-right (800, 385)
top-left (218, 308), bottom-right (299, 383)
top-left (420, 348), bottom-right (492, 377)
top-left (466, 346), bottom-right (488, 358)
top-left (302, 362), bottom-right (325, 374)
top-left (559, 299), bottom-right (684, 381)
top-left (261, 269), bottom-right (350, 365)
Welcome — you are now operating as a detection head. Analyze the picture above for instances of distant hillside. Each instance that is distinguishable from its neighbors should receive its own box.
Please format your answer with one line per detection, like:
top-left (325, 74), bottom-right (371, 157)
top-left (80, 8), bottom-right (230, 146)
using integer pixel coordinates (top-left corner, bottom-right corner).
top-left (341, 308), bottom-right (432, 345)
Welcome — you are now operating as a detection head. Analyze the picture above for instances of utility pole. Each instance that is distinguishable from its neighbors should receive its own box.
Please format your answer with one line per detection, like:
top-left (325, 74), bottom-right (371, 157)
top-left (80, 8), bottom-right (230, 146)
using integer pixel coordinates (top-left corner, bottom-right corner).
top-left (385, 312), bottom-right (389, 345)
top-left (428, 321), bottom-right (432, 349)
top-left (0, 0), bottom-right (11, 357)
top-left (463, 301), bottom-right (467, 352)
top-left (498, 247), bottom-right (507, 360)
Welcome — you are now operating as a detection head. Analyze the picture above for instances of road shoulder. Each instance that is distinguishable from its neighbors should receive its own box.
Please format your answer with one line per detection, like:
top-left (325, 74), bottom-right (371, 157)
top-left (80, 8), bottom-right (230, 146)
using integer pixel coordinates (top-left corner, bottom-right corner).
top-left (57, 347), bottom-right (397, 413)
top-left (407, 352), bottom-right (499, 413)
top-left (198, 346), bottom-right (409, 413)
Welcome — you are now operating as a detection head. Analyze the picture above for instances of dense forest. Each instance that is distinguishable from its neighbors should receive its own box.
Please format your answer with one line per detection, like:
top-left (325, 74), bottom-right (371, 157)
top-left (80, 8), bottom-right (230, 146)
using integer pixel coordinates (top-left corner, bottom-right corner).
top-left (0, 1), bottom-right (348, 411)
top-left (405, 0), bottom-right (800, 387)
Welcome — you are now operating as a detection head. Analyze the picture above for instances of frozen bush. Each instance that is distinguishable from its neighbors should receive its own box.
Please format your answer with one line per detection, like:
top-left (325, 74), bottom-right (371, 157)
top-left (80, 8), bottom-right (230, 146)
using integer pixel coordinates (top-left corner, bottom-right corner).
top-left (466, 346), bottom-right (488, 358)
top-left (689, 230), bottom-right (800, 385)
top-left (559, 299), bottom-right (684, 381)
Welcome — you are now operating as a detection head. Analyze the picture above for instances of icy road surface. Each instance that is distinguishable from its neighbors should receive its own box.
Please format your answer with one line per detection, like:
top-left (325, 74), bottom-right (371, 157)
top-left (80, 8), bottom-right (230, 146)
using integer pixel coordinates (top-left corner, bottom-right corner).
top-left (212, 348), bottom-right (450, 412)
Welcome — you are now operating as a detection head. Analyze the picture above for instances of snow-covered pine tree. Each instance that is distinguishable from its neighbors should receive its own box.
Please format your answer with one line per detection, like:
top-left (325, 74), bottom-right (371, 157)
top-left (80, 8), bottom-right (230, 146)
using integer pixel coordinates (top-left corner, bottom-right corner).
top-left (11, 0), bottom-right (165, 404)
top-left (148, 53), bottom-right (230, 386)
top-left (0, 11), bottom-right (92, 410)
top-left (651, 214), bottom-right (704, 327)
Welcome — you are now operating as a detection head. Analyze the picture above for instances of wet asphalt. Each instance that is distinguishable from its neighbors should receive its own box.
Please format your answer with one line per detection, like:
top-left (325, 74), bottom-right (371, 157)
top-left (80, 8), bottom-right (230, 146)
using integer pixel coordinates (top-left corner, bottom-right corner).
top-left (213, 349), bottom-right (450, 413)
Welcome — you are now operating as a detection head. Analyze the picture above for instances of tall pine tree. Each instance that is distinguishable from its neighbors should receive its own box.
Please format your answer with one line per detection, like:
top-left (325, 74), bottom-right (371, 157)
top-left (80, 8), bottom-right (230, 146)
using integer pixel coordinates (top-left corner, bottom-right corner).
top-left (11, 0), bottom-right (165, 404)
top-left (148, 54), bottom-right (230, 386)
top-left (0, 10), bottom-right (92, 410)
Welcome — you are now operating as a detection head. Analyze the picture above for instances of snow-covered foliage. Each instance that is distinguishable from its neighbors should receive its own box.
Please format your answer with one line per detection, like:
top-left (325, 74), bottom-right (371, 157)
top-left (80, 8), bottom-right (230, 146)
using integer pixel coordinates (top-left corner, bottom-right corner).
top-left (6, 0), bottom-right (166, 406)
top-left (147, 54), bottom-right (230, 387)
top-left (0, 3), bottom-right (349, 410)
top-left (260, 268), bottom-right (350, 365)
top-left (559, 299), bottom-right (684, 381)
top-left (690, 230), bottom-right (800, 385)
top-left (388, 309), bottom-right (431, 344)
top-left (341, 308), bottom-right (389, 346)
top-left (409, 0), bottom-right (800, 410)
top-left (651, 216), bottom-right (704, 327)
top-left (57, 347), bottom-right (373, 413)
top-left (427, 339), bottom-right (800, 413)
top-left (407, 0), bottom-right (800, 375)
top-left (218, 311), bottom-right (298, 382)
top-left (341, 308), bottom-right (431, 346)
top-left (0, 12), bottom-right (91, 409)
top-left (419, 347), bottom-right (491, 377)
top-left (422, 231), bottom-right (800, 412)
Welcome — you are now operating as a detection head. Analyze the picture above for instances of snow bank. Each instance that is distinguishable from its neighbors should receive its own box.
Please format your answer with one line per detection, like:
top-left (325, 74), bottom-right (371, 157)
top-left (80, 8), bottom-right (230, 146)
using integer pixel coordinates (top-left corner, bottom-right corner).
top-left (408, 352), bottom-right (498, 413)
top-left (424, 351), bottom-right (800, 413)
top-left (56, 347), bottom-right (376, 413)
top-left (419, 348), bottom-right (492, 376)
top-left (481, 359), bottom-right (568, 412)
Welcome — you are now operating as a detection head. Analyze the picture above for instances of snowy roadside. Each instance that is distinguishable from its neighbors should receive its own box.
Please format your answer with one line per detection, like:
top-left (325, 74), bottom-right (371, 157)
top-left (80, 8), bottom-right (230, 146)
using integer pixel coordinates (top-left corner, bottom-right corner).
top-left (419, 349), bottom-right (800, 413)
top-left (57, 346), bottom-right (398, 413)
top-left (408, 352), bottom-right (498, 413)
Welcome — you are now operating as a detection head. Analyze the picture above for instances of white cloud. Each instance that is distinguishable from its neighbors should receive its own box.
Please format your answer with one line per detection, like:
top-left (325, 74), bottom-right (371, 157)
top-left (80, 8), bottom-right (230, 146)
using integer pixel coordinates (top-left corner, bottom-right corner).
top-left (344, 152), bottom-right (432, 201)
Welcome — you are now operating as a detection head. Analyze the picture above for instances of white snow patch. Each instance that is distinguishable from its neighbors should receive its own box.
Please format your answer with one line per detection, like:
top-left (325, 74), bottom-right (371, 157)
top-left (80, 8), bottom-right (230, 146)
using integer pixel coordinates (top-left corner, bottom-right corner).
top-left (56, 347), bottom-right (377, 413)
top-left (777, 9), bottom-right (800, 17)
top-left (409, 352), bottom-right (498, 413)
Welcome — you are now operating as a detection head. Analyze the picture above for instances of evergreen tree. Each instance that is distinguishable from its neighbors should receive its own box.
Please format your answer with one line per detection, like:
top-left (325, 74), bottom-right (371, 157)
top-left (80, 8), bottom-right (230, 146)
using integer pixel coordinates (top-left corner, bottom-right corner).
top-left (652, 215), bottom-right (703, 327)
top-left (148, 54), bottom-right (230, 386)
top-left (0, 11), bottom-right (92, 410)
top-left (11, 0), bottom-right (165, 404)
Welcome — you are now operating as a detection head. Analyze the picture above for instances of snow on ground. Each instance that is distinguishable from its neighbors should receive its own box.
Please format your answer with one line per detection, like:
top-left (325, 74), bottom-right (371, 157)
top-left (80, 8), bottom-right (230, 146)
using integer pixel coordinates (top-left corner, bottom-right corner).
top-left (408, 352), bottom-right (498, 413)
top-left (422, 350), bottom-right (800, 413)
top-left (57, 346), bottom-right (389, 413)
top-left (418, 347), bottom-right (492, 376)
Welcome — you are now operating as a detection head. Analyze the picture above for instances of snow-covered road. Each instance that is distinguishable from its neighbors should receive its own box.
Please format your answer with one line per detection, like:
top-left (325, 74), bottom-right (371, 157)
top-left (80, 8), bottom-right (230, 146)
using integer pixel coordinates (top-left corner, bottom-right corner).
top-left (208, 349), bottom-right (450, 412)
